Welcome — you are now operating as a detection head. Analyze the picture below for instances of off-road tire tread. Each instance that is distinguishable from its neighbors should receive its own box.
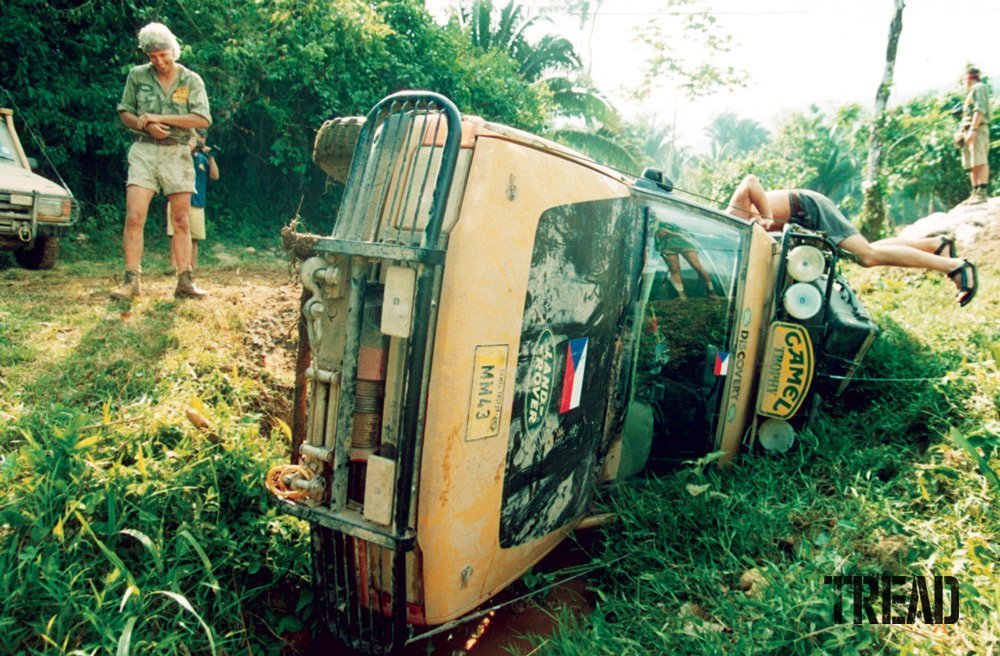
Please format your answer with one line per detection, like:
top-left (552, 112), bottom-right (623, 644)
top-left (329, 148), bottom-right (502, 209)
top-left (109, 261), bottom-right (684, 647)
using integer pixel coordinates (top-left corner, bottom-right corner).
top-left (14, 236), bottom-right (59, 270)
top-left (313, 116), bottom-right (365, 184)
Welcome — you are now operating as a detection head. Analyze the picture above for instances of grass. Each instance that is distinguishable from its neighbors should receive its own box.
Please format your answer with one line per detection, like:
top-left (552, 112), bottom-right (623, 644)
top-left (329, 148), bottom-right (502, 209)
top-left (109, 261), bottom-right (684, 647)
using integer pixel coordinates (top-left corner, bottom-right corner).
top-left (1, 229), bottom-right (996, 655)
top-left (532, 251), bottom-right (999, 654)
top-left (0, 249), bottom-right (310, 655)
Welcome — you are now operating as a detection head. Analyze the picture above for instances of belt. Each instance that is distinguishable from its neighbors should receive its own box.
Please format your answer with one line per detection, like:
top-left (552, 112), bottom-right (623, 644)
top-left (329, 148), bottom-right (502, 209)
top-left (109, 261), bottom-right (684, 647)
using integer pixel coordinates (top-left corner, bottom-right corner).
top-left (134, 134), bottom-right (183, 146)
top-left (788, 191), bottom-right (805, 220)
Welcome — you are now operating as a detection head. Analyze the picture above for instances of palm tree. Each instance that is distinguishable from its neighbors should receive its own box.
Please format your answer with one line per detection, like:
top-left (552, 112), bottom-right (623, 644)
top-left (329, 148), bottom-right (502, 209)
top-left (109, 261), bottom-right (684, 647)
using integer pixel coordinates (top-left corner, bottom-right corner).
top-left (454, 0), bottom-right (634, 169)
top-left (705, 112), bottom-right (770, 156)
top-left (459, 0), bottom-right (578, 82)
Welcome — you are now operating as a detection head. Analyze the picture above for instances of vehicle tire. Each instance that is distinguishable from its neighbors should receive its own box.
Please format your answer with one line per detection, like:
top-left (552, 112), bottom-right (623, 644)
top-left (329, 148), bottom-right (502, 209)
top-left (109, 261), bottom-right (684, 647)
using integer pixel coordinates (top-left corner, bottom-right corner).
top-left (14, 236), bottom-right (59, 270)
top-left (313, 116), bottom-right (365, 184)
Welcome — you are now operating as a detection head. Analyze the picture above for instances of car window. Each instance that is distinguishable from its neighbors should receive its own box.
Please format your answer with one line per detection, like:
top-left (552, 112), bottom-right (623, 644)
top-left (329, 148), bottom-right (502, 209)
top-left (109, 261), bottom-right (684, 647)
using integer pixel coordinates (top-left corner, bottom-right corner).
top-left (0, 122), bottom-right (20, 164)
top-left (638, 197), bottom-right (747, 458)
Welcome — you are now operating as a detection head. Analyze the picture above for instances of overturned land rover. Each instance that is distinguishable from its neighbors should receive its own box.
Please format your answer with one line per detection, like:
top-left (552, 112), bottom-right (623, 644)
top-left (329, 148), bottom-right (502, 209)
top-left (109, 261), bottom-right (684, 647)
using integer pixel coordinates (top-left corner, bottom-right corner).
top-left (274, 91), bottom-right (879, 653)
top-left (0, 108), bottom-right (79, 269)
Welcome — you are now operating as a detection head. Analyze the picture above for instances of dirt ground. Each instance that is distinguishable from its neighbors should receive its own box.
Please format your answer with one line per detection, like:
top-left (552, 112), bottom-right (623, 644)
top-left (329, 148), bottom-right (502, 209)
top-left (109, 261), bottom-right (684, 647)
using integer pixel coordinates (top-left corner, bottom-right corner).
top-left (0, 257), bottom-right (302, 429)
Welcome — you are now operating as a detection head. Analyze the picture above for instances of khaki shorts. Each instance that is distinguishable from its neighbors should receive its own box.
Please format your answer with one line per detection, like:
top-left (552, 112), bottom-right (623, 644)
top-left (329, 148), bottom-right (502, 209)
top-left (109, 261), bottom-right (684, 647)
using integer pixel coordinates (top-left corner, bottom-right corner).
top-left (962, 126), bottom-right (990, 169)
top-left (127, 142), bottom-right (196, 195)
top-left (167, 204), bottom-right (206, 240)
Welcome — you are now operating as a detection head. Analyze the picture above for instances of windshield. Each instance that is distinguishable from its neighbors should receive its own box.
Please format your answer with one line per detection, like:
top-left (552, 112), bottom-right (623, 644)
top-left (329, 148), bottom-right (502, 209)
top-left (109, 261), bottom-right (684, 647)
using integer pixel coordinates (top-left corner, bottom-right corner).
top-left (636, 196), bottom-right (747, 460)
top-left (0, 121), bottom-right (20, 164)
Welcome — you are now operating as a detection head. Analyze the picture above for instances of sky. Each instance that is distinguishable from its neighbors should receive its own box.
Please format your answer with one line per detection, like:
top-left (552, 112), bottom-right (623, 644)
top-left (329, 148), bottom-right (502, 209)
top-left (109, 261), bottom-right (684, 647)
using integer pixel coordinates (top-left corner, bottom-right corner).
top-left (424, 0), bottom-right (1000, 153)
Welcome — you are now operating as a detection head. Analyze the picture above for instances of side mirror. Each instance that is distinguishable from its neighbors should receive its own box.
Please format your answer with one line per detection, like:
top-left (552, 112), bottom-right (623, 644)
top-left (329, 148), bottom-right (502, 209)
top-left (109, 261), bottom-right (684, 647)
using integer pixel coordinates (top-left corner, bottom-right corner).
top-left (638, 168), bottom-right (674, 193)
top-left (26, 156), bottom-right (39, 170)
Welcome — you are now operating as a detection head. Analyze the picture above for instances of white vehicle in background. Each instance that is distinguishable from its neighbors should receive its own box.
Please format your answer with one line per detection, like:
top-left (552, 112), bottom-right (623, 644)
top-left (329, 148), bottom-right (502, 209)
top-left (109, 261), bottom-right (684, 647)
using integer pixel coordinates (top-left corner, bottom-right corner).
top-left (0, 107), bottom-right (78, 269)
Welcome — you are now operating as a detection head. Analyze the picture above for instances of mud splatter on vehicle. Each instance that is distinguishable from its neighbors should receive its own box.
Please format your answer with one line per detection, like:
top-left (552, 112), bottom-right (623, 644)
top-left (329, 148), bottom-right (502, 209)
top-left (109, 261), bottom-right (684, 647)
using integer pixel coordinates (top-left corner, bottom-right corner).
top-left (272, 91), bottom-right (877, 654)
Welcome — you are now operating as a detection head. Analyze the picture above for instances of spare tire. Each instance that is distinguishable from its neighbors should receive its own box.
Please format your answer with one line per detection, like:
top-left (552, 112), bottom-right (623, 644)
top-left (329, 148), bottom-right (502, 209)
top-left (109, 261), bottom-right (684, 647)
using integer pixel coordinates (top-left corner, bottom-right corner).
top-left (14, 236), bottom-right (59, 270)
top-left (313, 116), bottom-right (365, 184)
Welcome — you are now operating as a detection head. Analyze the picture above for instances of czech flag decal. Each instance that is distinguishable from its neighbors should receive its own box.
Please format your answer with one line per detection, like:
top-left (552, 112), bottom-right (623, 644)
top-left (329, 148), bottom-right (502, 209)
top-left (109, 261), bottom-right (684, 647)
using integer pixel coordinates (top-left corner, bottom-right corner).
top-left (714, 351), bottom-right (730, 376)
top-left (559, 338), bottom-right (589, 413)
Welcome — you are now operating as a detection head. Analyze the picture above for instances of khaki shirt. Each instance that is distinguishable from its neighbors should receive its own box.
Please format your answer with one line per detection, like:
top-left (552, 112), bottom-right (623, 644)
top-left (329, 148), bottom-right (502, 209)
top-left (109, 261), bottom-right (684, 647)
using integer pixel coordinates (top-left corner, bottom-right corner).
top-left (117, 63), bottom-right (211, 142)
top-left (961, 82), bottom-right (990, 130)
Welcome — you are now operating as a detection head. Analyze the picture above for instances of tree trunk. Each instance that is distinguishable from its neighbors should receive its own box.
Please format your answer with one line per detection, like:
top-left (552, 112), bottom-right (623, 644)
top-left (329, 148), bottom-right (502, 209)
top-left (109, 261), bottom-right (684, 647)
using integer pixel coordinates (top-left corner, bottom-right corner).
top-left (859, 0), bottom-right (905, 239)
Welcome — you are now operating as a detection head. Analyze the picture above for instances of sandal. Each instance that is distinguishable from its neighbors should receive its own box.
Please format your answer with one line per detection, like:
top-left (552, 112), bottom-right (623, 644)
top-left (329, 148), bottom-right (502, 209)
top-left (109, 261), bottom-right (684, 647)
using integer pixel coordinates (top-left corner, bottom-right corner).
top-left (948, 260), bottom-right (978, 307)
top-left (934, 235), bottom-right (957, 258)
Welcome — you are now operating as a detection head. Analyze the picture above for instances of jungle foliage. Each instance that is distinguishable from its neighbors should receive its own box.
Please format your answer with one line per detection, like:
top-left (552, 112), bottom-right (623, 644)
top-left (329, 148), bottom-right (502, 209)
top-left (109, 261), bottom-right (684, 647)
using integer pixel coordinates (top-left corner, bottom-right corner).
top-left (675, 90), bottom-right (999, 227)
top-left (0, 0), bottom-right (552, 242)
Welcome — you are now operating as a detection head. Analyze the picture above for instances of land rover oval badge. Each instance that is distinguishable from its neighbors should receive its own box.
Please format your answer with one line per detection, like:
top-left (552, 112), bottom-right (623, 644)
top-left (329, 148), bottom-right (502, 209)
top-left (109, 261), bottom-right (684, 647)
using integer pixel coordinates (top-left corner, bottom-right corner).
top-left (523, 329), bottom-right (555, 437)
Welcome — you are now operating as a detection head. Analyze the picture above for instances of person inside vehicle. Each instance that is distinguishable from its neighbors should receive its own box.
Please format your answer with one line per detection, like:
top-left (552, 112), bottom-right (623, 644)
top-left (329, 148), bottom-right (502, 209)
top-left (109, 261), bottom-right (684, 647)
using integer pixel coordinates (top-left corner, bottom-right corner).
top-left (655, 224), bottom-right (719, 299)
top-left (725, 174), bottom-right (978, 306)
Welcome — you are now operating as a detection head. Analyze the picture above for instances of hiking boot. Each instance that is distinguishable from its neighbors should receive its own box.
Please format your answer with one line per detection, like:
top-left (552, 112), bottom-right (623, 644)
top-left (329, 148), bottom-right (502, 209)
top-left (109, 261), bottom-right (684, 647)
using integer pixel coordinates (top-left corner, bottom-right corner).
top-left (174, 270), bottom-right (207, 299)
top-left (963, 188), bottom-right (987, 205)
top-left (110, 270), bottom-right (142, 300)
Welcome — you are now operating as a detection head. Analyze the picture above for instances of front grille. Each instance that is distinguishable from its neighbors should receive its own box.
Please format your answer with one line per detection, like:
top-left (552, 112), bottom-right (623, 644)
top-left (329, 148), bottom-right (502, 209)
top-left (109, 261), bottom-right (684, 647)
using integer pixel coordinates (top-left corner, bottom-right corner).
top-left (0, 191), bottom-right (33, 220)
top-left (278, 92), bottom-right (464, 655)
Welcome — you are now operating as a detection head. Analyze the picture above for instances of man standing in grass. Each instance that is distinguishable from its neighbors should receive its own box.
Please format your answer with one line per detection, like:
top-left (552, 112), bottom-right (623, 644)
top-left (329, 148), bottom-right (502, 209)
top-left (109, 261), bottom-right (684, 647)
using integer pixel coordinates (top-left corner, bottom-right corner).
top-left (957, 65), bottom-right (990, 206)
top-left (112, 22), bottom-right (211, 300)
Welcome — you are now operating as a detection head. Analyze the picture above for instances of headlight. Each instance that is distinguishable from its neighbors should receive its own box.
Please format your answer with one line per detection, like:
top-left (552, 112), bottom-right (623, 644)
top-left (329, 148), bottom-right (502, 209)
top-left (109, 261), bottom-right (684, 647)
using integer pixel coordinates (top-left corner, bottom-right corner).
top-left (783, 282), bottom-right (822, 320)
top-left (758, 418), bottom-right (795, 453)
top-left (36, 195), bottom-right (71, 221)
top-left (787, 245), bottom-right (825, 282)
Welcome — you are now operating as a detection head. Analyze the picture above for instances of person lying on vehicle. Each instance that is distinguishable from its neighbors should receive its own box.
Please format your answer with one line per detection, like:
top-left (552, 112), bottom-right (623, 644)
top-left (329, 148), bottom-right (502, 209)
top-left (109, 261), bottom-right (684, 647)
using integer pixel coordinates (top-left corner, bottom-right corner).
top-left (725, 174), bottom-right (978, 307)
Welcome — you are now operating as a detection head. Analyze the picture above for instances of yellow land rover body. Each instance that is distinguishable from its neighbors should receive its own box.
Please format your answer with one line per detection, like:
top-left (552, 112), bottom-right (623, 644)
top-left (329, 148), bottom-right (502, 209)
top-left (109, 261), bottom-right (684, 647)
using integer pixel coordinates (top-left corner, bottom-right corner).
top-left (277, 92), bottom-right (876, 653)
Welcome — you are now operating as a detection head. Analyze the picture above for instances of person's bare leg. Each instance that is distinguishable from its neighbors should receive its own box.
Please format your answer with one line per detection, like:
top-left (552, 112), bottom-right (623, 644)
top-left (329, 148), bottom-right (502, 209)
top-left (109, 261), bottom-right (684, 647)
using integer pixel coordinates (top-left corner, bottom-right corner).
top-left (871, 235), bottom-right (947, 254)
top-left (167, 192), bottom-right (194, 273)
top-left (972, 163), bottom-right (989, 188)
top-left (124, 185), bottom-right (155, 271)
top-left (726, 174), bottom-right (773, 221)
top-left (838, 234), bottom-right (970, 297)
top-left (665, 253), bottom-right (687, 299)
top-left (166, 203), bottom-right (178, 270)
top-left (681, 250), bottom-right (717, 296)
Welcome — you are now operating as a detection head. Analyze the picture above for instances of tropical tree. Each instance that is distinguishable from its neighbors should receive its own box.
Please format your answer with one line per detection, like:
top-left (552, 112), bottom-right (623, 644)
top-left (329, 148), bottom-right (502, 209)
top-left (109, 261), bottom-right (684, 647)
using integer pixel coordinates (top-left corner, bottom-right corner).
top-left (859, 0), bottom-right (906, 238)
top-left (454, 0), bottom-right (636, 168)
top-left (0, 0), bottom-right (553, 240)
top-left (705, 112), bottom-right (770, 158)
top-left (880, 89), bottom-right (995, 217)
top-left (681, 104), bottom-right (868, 215)
top-left (457, 0), bottom-right (580, 83)
top-left (762, 105), bottom-right (866, 205)
top-left (620, 115), bottom-right (693, 184)
top-left (630, 0), bottom-right (746, 102)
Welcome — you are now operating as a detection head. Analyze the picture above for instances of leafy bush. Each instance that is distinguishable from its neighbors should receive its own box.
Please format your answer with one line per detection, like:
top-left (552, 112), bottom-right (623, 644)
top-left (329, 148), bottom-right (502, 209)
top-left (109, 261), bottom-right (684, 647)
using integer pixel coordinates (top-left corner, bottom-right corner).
top-left (0, 0), bottom-right (552, 244)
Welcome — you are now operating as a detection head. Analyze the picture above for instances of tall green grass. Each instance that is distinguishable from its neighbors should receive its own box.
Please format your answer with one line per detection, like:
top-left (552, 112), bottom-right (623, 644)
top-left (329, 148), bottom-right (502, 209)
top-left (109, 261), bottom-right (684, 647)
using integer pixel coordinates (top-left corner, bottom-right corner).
top-left (0, 259), bottom-right (310, 655)
top-left (534, 263), bottom-right (999, 654)
top-left (1, 246), bottom-right (995, 655)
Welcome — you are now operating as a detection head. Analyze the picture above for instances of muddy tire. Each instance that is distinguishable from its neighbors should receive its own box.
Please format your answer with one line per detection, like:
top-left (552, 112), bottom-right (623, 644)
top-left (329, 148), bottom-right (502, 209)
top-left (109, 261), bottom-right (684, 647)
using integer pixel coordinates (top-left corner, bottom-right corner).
top-left (14, 236), bottom-right (59, 270)
top-left (313, 116), bottom-right (365, 184)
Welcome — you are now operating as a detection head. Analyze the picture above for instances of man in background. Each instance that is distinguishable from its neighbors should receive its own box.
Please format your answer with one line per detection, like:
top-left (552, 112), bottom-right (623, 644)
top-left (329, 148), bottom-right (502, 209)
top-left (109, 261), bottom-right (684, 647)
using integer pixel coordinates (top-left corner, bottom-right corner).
top-left (168, 130), bottom-right (219, 270)
top-left (112, 21), bottom-right (211, 300)
top-left (956, 65), bottom-right (990, 205)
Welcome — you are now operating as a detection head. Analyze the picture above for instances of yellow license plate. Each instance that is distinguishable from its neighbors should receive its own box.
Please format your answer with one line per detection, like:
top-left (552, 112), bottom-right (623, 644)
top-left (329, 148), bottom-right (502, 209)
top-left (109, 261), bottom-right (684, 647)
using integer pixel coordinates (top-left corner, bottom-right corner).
top-left (756, 322), bottom-right (814, 419)
top-left (466, 344), bottom-right (509, 440)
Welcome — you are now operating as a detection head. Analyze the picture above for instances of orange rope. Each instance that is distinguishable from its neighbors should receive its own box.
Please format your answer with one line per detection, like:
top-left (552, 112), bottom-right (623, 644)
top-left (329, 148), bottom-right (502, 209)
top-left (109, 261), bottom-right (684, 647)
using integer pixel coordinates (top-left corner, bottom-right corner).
top-left (265, 464), bottom-right (314, 501)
